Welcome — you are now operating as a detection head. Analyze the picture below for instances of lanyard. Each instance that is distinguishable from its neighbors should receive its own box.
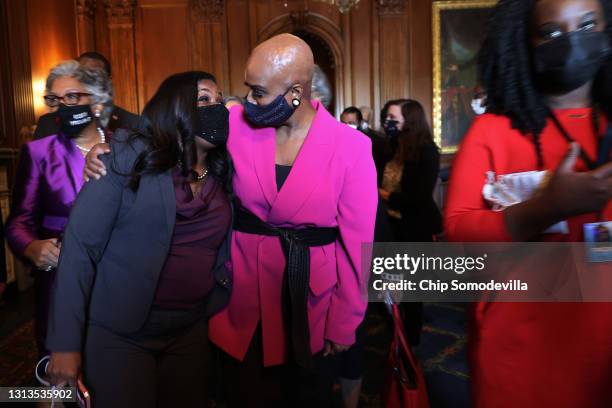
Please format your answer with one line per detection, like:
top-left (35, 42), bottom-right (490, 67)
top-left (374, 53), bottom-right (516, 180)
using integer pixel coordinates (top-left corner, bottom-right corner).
top-left (547, 107), bottom-right (612, 170)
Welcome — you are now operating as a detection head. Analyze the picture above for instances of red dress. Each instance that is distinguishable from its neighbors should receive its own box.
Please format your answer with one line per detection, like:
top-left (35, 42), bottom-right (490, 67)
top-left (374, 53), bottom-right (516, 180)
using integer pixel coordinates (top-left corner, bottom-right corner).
top-left (445, 109), bottom-right (612, 408)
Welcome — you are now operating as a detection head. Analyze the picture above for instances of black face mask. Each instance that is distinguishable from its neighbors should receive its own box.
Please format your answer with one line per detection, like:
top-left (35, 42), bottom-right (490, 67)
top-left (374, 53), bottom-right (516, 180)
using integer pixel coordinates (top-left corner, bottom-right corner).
top-left (243, 88), bottom-right (296, 128)
top-left (533, 31), bottom-right (610, 95)
top-left (383, 119), bottom-right (401, 138)
top-left (195, 104), bottom-right (229, 146)
top-left (58, 104), bottom-right (94, 138)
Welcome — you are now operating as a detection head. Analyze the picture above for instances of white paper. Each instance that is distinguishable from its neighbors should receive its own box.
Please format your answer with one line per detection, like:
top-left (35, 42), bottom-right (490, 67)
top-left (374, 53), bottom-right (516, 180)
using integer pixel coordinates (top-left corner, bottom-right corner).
top-left (483, 171), bottom-right (569, 234)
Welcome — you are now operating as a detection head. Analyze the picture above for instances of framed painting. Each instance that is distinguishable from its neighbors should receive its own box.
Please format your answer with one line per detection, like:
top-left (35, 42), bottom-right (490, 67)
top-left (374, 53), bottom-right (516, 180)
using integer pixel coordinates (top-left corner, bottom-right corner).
top-left (433, 0), bottom-right (497, 154)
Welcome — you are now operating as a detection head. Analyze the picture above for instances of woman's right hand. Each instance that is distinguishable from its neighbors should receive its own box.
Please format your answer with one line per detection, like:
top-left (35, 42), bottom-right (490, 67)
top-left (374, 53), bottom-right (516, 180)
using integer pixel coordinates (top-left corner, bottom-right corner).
top-left (84, 143), bottom-right (111, 182)
top-left (506, 143), bottom-right (612, 241)
top-left (24, 239), bottom-right (60, 270)
top-left (48, 352), bottom-right (81, 387)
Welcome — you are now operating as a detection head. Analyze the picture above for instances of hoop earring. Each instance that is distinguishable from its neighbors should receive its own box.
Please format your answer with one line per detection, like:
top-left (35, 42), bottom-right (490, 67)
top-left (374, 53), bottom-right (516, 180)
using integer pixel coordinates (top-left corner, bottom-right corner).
top-left (292, 98), bottom-right (301, 108)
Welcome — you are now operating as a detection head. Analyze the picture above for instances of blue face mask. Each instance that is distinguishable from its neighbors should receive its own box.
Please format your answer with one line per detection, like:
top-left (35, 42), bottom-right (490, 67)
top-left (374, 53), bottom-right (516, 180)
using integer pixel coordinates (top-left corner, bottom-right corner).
top-left (243, 87), bottom-right (296, 128)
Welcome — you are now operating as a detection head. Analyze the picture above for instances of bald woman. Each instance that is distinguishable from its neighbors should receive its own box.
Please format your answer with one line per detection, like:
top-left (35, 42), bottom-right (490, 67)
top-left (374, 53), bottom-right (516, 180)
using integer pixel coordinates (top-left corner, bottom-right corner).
top-left (208, 34), bottom-right (376, 406)
top-left (84, 34), bottom-right (377, 406)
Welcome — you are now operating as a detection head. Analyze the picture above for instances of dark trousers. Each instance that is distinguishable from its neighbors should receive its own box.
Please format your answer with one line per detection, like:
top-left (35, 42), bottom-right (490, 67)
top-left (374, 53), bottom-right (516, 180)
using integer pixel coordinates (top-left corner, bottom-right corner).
top-left (337, 315), bottom-right (366, 380)
top-left (83, 307), bottom-right (210, 408)
top-left (34, 268), bottom-right (55, 358)
top-left (220, 327), bottom-right (335, 408)
top-left (388, 217), bottom-right (428, 346)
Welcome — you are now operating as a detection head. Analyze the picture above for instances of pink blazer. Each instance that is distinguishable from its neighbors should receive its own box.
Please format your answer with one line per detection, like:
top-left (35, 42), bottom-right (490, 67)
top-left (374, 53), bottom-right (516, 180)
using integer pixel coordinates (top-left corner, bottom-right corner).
top-left (208, 101), bottom-right (377, 366)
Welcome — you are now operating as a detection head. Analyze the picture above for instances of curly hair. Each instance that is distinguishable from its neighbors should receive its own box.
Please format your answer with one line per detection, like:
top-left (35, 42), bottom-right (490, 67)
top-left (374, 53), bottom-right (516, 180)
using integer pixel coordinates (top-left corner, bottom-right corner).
top-left (478, 0), bottom-right (612, 167)
top-left (46, 60), bottom-right (114, 127)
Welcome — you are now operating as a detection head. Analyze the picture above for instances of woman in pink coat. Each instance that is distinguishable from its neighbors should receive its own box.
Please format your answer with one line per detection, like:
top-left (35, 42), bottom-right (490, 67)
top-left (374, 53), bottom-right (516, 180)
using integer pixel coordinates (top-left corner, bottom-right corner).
top-left (207, 34), bottom-right (377, 407)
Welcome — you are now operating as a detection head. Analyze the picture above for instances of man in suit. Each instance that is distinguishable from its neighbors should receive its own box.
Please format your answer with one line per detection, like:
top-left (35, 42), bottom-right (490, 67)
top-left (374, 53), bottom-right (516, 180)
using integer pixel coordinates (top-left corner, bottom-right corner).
top-left (33, 51), bottom-right (139, 139)
top-left (341, 106), bottom-right (388, 186)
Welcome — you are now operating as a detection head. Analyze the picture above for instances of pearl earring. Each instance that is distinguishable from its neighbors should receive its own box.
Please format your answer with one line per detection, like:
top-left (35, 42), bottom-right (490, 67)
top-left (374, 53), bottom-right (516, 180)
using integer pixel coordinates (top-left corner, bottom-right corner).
top-left (292, 98), bottom-right (301, 107)
top-left (94, 111), bottom-right (101, 118)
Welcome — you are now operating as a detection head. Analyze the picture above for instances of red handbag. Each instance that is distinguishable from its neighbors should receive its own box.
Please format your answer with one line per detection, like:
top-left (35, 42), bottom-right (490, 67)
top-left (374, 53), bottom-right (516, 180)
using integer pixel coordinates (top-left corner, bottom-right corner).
top-left (382, 304), bottom-right (430, 408)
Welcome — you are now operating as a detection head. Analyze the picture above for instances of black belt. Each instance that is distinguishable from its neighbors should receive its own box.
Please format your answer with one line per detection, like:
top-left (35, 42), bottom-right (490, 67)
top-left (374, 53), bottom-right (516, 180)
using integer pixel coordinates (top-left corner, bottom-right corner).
top-left (233, 206), bottom-right (338, 370)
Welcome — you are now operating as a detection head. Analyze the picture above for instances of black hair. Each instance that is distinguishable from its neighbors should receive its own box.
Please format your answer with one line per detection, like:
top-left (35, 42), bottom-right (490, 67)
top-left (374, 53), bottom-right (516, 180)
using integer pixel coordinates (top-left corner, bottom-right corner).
top-left (380, 99), bottom-right (409, 126)
top-left (381, 99), bottom-right (437, 161)
top-left (195, 71), bottom-right (218, 84)
top-left (341, 106), bottom-right (363, 122)
top-left (479, 0), bottom-right (612, 168)
top-left (77, 51), bottom-right (112, 77)
top-left (126, 71), bottom-right (232, 193)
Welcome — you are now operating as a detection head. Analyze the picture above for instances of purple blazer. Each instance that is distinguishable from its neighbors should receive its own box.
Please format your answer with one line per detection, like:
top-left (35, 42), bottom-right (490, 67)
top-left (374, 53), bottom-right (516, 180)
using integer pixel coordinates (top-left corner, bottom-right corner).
top-left (6, 133), bottom-right (86, 258)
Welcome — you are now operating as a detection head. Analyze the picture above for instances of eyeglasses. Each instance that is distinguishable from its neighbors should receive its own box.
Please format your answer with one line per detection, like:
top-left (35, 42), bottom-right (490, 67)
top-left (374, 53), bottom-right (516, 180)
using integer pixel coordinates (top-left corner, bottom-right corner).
top-left (44, 92), bottom-right (92, 107)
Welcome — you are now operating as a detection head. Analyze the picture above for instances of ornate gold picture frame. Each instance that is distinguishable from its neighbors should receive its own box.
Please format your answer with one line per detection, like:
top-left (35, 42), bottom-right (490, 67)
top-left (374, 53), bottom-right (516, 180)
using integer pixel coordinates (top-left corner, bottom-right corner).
top-left (432, 0), bottom-right (497, 154)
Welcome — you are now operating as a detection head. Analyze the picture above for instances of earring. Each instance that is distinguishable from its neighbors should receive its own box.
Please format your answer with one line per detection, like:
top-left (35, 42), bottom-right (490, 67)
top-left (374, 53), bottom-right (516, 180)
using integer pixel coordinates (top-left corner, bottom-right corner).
top-left (292, 98), bottom-right (301, 107)
top-left (94, 110), bottom-right (101, 118)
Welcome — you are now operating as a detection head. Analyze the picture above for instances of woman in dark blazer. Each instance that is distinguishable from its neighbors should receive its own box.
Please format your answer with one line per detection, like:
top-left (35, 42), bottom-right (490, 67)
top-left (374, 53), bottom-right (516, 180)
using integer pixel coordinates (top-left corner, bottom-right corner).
top-left (379, 99), bottom-right (442, 345)
top-left (379, 99), bottom-right (442, 242)
top-left (46, 71), bottom-right (232, 408)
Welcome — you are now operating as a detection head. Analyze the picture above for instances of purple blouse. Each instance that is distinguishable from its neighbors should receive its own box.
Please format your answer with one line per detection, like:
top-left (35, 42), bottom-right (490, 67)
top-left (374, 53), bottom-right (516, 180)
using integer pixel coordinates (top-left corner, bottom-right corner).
top-left (153, 168), bottom-right (231, 310)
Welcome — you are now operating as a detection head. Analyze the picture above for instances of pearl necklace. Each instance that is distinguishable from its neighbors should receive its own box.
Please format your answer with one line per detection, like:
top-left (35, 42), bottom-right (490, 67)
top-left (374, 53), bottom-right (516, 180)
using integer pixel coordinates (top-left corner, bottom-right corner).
top-left (75, 127), bottom-right (106, 155)
top-left (195, 168), bottom-right (209, 181)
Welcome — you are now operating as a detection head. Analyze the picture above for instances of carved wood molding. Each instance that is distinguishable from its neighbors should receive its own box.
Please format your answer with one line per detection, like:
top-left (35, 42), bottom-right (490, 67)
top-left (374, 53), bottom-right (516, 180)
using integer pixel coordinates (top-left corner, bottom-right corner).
top-left (190, 0), bottom-right (225, 23)
top-left (104, 0), bottom-right (135, 23)
top-left (289, 10), bottom-right (310, 28)
top-left (377, 0), bottom-right (406, 15)
top-left (76, 0), bottom-right (97, 18)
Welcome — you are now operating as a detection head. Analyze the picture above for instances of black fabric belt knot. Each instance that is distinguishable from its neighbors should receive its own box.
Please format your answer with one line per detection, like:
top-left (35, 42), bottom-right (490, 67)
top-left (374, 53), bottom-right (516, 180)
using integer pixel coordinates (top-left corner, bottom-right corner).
top-left (233, 205), bottom-right (338, 370)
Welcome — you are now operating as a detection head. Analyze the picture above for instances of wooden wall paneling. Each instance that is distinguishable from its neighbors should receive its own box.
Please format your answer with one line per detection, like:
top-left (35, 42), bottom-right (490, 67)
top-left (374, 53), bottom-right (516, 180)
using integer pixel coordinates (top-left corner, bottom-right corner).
top-left (226, 0), bottom-right (251, 96)
top-left (105, 0), bottom-right (138, 113)
top-left (1, 0), bottom-right (35, 286)
top-left (2, 0), bottom-right (35, 148)
top-left (133, 2), bottom-right (145, 112)
top-left (76, 0), bottom-right (97, 54)
top-left (189, 0), bottom-right (230, 96)
top-left (377, 0), bottom-right (410, 108)
top-left (408, 0), bottom-right (432, 123)
top-left (27, 0), bottom-right (78, 119)
top-left (370, 0), bottom-right (381, 128)
top-left (49, 0), bottom-right (436, 132)
top-left (340, 11), bottom-right (351, 114)
top-left (135, 1), bottom-right (190, 109)
top-left (0, 0), bottom-right (11, 146)
top-left (95, 0), bottom-right (111, 59)
top-left (0, 0), bottom-right (18, 148)
top-left (247, 0), bottom-right (259, 50)
top-left (349, 0), bottom-right (373, 114)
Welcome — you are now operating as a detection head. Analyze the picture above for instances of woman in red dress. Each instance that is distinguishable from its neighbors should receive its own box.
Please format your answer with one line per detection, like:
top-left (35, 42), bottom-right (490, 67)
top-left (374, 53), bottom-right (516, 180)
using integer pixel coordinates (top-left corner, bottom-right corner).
top-left (445, 0), bottom-right (612, 407)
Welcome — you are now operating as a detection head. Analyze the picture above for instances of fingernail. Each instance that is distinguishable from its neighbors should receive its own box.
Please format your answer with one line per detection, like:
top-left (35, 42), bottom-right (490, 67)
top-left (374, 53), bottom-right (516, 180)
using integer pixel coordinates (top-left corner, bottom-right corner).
top-left (101, 169), bottom-right (107, 176)
top-left (95, 175), bottom-right (100, 180)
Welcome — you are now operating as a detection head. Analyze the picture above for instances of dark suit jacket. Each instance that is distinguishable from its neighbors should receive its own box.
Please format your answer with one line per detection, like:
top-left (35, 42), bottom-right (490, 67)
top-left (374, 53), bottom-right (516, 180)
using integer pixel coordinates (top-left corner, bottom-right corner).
top-left (386, 142), bottom-right (443, 240)
top-left (33, 106), bottom-right (140, 140)
top-left (46, 129), bottom-right (232, 352)
top-left (362, 128), bottom-right (391, 186)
